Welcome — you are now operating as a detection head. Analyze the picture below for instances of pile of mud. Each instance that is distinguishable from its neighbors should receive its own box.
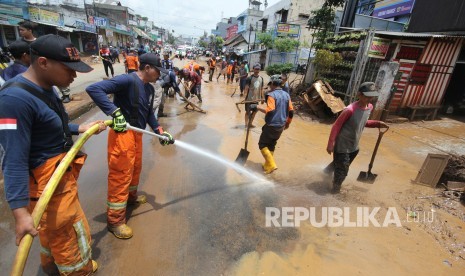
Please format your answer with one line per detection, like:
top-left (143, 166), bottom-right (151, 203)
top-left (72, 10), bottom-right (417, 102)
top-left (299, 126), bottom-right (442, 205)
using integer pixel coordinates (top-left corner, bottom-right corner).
top-left (440, 155), bottom-right (465, 184)
top-left (439, 155), bottom-right (465, 203)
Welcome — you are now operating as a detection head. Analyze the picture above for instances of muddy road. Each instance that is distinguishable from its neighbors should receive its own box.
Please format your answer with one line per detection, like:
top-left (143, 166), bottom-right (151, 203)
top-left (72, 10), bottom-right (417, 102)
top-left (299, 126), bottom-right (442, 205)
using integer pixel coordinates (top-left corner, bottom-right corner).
top-left (1, 59), bottom-right (465, 275)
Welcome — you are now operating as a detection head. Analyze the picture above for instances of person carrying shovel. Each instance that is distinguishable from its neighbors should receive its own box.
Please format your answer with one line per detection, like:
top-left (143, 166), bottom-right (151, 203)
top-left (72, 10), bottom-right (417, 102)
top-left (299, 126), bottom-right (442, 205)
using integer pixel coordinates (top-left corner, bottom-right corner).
top-left (86, 53), bottom-right (175, 239)
top-left (326, 82), bottom-right (389, 194)
top-left (243, 63), bottom-right (265, 128)
top-left (257, 74), bottom-right (294, 174)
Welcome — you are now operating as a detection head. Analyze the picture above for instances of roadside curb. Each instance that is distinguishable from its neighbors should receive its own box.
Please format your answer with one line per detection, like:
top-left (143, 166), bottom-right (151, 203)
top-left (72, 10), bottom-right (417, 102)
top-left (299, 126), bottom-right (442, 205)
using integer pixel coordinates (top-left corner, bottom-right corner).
top-left (64, 91), bottom-right (96, 121)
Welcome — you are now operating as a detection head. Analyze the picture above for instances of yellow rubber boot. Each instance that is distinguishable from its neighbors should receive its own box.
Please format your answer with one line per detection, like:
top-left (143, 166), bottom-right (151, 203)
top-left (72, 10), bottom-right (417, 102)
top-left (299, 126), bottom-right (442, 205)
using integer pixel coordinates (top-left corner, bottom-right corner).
top-left (92, 260), bottom-right (98, 273)
top-left (128, 195), bottom-right (147, 205)
top-left (108, 224), bottom-right (133, 239)
top-left (260, 147), bottom-right (277, 174)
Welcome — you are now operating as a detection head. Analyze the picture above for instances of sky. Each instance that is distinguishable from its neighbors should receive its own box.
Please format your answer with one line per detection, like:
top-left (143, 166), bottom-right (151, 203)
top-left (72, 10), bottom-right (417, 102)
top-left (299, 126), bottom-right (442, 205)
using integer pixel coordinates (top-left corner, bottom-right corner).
top-left (118, 0), bottom-right (282, 37)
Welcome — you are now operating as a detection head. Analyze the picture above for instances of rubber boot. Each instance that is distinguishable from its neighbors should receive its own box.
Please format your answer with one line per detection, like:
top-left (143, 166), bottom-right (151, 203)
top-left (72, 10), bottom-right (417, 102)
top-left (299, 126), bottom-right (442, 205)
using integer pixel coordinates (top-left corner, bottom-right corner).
top-left (108, 224), bottom-right (133, 239)
top-left (331, 181), bottom-right (342, 194)
top-left (128, 195), bottom-right (147, 205)
top-left (92, 260), bottom-right (98, 273)
top-left (260, 147), bottom-right (277, 174)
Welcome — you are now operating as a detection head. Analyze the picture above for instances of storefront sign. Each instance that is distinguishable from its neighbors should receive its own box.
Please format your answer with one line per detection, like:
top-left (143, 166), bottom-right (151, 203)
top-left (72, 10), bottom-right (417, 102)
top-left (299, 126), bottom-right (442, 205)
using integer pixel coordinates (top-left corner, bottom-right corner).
top-left (89, 16), bottom-right (107, 27)
top-left (75, 21), bottom-right (96, 33)
top-left (105, 29), bottom-right (114, 38)
top-left (373, 0), bottom-right (414, 19)
top-left (368, 37), bottom-right (391, 59)
top-left (226, 24), bottom-right (238, 40)
top-left (28, 7), bottom-right (63, 26)
top-left (276, 23), bottom-right (300, 38)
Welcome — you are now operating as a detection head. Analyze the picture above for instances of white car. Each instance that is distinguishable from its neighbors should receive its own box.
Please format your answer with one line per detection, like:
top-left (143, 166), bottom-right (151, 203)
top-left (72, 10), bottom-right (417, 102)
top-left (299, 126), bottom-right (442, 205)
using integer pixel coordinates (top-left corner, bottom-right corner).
top-left (176, 47), bottom-right (186, 57)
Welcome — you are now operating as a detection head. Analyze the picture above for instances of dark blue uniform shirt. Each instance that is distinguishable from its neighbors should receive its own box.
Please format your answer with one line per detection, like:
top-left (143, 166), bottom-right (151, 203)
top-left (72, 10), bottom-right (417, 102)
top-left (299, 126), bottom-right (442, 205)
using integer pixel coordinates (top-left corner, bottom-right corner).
top-left (86, 72), bottom-right (160, 132)
top-left (0, 75), bottom-right (79, 209)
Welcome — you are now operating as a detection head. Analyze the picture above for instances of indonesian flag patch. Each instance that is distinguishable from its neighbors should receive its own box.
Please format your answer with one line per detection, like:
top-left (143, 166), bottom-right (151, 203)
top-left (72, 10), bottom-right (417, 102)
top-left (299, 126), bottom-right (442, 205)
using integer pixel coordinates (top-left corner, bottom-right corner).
top-left (0, 118), bottom-right (17, 130)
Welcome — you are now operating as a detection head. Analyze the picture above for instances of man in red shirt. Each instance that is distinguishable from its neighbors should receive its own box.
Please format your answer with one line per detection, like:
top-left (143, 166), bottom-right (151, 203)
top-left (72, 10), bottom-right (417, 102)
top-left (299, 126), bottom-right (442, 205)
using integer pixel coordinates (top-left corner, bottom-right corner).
top-left (99, 45), bottom-right (114, 78)
top-left (183, 68), bottom-right (203, 103)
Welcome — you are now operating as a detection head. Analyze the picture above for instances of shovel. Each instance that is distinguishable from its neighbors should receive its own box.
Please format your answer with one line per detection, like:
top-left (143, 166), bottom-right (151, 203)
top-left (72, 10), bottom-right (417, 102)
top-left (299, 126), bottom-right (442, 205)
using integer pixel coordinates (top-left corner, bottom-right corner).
top-left (357, 126), bottom-right (389, 184)
top-left (235, 111), bottom-right (255, 165)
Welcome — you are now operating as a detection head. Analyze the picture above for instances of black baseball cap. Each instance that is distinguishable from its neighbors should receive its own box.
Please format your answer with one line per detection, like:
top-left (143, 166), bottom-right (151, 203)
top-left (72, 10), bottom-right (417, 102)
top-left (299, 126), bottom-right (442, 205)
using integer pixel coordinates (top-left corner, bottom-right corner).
top-left (8, 39), bottom-right (30, 58)
top-left (139, 53), bottom-right (168, 74)
top-left (30, 34), bottom-right (93, 73)
top-left (359, 82), bottom-right (379, 97)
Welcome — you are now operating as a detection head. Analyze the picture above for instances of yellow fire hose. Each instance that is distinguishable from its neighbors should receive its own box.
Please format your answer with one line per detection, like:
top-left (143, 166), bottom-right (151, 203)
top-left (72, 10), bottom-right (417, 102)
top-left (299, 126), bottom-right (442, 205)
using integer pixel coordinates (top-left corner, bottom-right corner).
top-left (10, 120), bottom-right (113, 276)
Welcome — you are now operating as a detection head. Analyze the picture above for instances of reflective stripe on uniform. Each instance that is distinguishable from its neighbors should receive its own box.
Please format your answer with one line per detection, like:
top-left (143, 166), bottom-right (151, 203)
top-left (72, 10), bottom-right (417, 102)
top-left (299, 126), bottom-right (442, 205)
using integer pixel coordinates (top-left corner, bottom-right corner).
top-left (40, 245), bottom-right (52, 257)
top-left (107, 201), bottom-right (127, 210)
top-left (56, 254), bottom-right (91, 274)
top-left (129, 185), bottom-right (138, 191)
top-left (73, 220), bottom-right (91, 263)
top-left (56, 220), bottom-right (92, 274)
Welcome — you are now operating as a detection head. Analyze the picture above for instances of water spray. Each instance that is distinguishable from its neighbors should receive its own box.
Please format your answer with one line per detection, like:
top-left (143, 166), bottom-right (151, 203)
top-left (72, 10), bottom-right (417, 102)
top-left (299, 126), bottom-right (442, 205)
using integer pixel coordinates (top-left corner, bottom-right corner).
top-left (125, 124), bottom-right (272, 184)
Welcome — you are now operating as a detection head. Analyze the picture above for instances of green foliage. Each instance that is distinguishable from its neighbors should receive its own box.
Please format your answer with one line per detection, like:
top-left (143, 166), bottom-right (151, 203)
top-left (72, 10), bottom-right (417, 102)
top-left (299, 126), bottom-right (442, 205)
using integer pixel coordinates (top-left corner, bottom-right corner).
top-left (307, 0), bottom-right (345, 50)
top-left (214, 36), bottom-right (224, 49)
top-left (257, 32), bottom-right (274, 49)
top-left (198, 40), bottom-right (208, 48)
top-left (167, 32), bottom-right (176, 45)
top-left (274, 38), bottom-right (300, 52)
top-left (265, 63), bottom-right (294, 76)
top-left (324, 0), bottom-right (345, 7)
top-left (313, 49), bottom-right (342, 77)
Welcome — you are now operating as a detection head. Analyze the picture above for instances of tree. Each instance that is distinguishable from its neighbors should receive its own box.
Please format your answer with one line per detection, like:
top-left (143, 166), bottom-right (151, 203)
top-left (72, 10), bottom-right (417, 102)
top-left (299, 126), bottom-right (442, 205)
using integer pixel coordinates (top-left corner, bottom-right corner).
top-left (198, 40), bottom-right (208, 48)
top-left (167, 31), bottom-right (176, 45)
top-left (256, 32), bottom-right (274, 49)
top-left (214, 36), bottom-right (224, 50)
top-left (307, 0), bottom-right (345, 49)
top-left (274, 38), bottom-right (300, 52)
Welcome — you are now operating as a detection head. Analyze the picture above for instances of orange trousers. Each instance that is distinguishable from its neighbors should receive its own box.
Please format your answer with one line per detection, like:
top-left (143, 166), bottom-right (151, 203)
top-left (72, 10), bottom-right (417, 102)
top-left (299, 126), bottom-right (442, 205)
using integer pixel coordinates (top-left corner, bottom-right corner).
top-left (107, 129), bottom-right (143, 226)
top-left (29, 152), bottom-right (93, 275)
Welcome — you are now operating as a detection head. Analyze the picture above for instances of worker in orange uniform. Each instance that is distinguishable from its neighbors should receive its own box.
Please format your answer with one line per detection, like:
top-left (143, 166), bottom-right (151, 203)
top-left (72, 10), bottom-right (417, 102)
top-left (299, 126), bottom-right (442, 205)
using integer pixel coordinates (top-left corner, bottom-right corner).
top-left (0, 34), bottom-right (105, 275)
top-left (124, 48), bottom-right (139, 73)
top-left (99, 45), bottom-right (114, 78)
top-left (86, 53), bottom-right (175, 239)
top-left (208, 55), bottom-right (216, 81)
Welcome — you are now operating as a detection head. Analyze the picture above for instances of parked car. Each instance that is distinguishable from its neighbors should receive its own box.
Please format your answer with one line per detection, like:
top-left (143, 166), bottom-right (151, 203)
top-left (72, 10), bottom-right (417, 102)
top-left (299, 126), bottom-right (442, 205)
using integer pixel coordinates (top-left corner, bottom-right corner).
top-left (176, 47), bottom-right (186, 58)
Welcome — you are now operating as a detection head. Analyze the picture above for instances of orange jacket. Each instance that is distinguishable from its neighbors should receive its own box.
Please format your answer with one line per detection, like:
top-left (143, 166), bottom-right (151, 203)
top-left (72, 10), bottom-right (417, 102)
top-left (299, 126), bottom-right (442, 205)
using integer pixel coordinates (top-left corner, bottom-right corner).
top-left (209, 59), bottom-right (216, 68)
top-left (125, 55), bottom-right (139, 70)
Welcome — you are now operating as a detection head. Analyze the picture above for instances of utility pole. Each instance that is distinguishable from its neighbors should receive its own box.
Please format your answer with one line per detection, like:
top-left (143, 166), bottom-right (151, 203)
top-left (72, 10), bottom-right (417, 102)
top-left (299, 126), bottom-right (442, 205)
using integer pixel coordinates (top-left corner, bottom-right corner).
top-left (248, 23), bottom-right (253, 52)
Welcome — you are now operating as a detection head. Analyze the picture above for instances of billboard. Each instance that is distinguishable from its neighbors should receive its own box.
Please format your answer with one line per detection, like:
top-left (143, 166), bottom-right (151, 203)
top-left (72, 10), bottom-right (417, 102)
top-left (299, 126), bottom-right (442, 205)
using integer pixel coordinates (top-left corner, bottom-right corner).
top-left (373, 0), bottom-right (415, 19)
top-left (226, 24), bottom-right (238, 40)
top-left (88, 16), bottom-right (107, 27)
top-left (276, 23), bottom-right (300, 38)
top-left (28, 7), bottom-right (63, 26)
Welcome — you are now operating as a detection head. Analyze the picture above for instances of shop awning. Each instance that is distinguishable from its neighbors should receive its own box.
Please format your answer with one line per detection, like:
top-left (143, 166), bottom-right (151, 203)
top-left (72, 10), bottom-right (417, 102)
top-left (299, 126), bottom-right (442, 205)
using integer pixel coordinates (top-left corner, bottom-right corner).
top-left (57, 26), bottom-right (74, 33)
top-left (0, 13), bottom-right (22, 26)
top-left (101, 25), bottom-right (132, 36)
top-left (132, 26), bottom-right (153, 41)
top-left (375, 30), bottom-right (465, 38)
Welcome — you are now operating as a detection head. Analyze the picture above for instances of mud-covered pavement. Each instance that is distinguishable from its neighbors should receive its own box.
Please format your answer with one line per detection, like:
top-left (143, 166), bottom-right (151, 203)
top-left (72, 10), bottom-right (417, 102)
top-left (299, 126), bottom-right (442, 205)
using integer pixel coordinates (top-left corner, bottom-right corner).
top-left (1, 58), bottom-right (465, 275)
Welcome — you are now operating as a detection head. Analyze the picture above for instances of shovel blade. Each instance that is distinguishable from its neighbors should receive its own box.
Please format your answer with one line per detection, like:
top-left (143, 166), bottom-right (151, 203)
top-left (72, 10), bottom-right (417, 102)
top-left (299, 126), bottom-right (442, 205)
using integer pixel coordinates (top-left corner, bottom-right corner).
top-left (357, 171), bottom-right (377, 184)
top-left (235, 149), bottom-right (250, 165)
